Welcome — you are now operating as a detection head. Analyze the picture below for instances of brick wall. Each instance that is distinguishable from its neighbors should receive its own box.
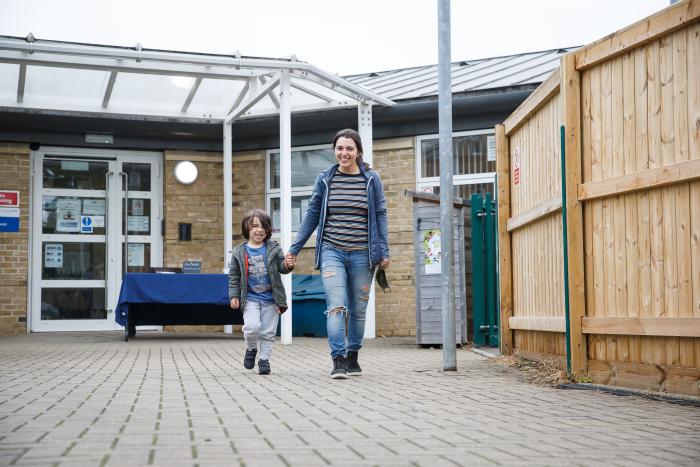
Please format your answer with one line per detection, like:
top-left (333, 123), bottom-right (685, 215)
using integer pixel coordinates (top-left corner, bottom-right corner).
top-left (163, 149), bottom-right (266, 331)
top-left (0, 143), bottom-right (30, 336)
top-left (372, 137), bottom-right (417, 336)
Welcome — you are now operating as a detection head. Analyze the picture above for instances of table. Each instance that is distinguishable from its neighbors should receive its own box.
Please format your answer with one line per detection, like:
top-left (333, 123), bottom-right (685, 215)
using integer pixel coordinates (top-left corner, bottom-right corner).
top-left (116, 273), bottom-right (242, 340)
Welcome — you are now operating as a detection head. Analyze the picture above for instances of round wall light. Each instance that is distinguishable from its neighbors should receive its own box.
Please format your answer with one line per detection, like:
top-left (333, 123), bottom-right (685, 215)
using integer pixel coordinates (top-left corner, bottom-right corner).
top-left (173, 161), bottom-right (198, 185)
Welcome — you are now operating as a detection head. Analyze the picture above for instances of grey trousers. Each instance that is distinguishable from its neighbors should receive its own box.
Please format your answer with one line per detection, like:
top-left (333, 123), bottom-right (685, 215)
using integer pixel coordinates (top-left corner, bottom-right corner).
top-left (242, 300), bottom-right (279, 360)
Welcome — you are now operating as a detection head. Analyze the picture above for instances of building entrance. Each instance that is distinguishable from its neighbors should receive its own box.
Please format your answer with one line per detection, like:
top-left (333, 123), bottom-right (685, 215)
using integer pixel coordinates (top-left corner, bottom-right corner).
top-left (30, 147), bottom-right (162, 331)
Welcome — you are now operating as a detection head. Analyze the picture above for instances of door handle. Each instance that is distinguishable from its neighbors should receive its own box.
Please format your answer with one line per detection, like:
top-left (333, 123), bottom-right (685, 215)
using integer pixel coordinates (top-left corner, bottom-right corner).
top-left (119, 172), bottom-right (129, 278)
top-left (105, 170), bottom-right (113, 310)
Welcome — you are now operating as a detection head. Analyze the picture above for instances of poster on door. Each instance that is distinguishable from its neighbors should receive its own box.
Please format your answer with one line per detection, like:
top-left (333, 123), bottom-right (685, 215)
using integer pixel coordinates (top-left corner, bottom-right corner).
top-left (131, 199), bottom-right (144, 216)
top-left (127, 243), bottom-right (145, 267)
top-left (56, 199), bottom-right (81, 232)
top-left (127, 216), bottom-right (149, 232)
top-left (423, 229), bottom-right (441, 274)
top-left (83, 199), bottom-right (105, 216)
top-left (44, 244), bottom-right (63, 268)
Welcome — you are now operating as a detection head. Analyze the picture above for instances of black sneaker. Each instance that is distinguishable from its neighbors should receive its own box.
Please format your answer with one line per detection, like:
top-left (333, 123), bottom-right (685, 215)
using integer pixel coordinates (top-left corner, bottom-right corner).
top-left (331, 356), bottom-right (347, 379)
top-left (346, 351), bottom-right (362, 376)
top-left (258, 359), bottom-right (270, 375)
top-left (243, 348), bottom-right (257, 370)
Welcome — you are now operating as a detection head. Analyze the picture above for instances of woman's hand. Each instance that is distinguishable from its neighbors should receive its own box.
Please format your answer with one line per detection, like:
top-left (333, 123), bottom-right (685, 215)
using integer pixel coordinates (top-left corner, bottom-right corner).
top-left (230, 298), bottom-right (240, 309)
top-left (379, 258), bottom-right (390, 270)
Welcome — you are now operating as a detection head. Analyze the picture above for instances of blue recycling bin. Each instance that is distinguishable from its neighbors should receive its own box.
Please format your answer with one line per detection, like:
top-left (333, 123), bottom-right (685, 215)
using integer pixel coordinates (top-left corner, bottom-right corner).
top-left (277, 274), bottom-right (327, 337)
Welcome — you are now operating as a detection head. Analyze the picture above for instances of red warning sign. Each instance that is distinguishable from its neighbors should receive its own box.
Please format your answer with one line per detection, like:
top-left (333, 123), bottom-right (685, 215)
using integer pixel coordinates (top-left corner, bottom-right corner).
top-left (0, 191), bottom-right (19, 207)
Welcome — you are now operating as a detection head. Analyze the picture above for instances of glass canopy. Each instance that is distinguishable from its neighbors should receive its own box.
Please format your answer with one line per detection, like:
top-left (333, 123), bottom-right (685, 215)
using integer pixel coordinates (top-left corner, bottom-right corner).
top-left (0, 35), bottom-right (393, 122)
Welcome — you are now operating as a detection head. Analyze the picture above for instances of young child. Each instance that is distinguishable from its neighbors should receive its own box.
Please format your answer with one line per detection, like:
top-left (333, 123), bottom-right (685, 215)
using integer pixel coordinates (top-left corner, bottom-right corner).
top-left (228, 209), bottom-right (294, 375)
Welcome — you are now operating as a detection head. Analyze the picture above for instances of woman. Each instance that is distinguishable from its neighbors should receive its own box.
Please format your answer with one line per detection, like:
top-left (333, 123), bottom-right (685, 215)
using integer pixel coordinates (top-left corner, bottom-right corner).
top-left (286, 128), bottom-right (390, 379)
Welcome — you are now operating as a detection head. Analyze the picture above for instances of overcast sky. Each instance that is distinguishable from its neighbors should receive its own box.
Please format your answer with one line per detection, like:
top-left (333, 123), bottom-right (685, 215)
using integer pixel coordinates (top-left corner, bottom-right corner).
top-left (1, 0), bottom-right (671, 76)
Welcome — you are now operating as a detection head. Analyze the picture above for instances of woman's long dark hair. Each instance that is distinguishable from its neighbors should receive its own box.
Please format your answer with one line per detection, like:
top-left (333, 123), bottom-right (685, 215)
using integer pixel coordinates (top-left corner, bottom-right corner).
top-left (332, 128), bottom-right (370, 170)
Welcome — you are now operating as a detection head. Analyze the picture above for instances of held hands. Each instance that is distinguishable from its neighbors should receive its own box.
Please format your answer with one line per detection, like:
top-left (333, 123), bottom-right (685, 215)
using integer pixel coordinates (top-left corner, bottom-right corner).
top-left (284, 252), bottom-right (297, 269)
top-left (230, 297), bottom-right (240, 309)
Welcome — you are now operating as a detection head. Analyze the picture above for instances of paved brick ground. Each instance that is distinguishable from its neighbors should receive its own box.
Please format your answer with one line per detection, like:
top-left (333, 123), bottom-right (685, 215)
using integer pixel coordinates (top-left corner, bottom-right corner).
top-left (1, 332), bottom-right (699, 466)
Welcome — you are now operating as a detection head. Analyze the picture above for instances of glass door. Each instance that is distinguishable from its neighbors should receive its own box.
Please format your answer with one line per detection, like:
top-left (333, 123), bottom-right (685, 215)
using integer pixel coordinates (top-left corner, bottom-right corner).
top-left (30, 148), bottom-right (162, 332)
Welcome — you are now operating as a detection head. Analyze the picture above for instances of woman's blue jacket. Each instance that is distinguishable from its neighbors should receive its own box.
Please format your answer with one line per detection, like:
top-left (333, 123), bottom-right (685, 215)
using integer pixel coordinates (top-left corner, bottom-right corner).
top-left (289, 163), bottom-right (389, 270)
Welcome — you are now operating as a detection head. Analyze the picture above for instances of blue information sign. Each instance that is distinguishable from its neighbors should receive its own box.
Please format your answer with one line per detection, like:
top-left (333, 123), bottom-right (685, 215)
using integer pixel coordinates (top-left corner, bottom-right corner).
top-left (0, 217), bottom-right (19, 232)
top-left (80, 216), bottom-right (93, 234)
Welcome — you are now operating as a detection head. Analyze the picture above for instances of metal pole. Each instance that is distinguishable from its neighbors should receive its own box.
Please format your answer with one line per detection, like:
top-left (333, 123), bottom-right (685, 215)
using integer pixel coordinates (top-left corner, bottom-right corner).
top-left (223, 120), bottom-right (233, 334)
top-left (358, 102), bottom-right (376, 339)
top-left (438, 0), bottom-right (456, 370)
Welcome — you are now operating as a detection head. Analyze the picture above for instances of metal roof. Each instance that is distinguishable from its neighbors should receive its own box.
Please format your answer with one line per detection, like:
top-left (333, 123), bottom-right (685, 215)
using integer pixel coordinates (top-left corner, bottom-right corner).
top-left (0, 35), bottom-right (394, 123)
top-left (345, 47), bottom-right (578, 101)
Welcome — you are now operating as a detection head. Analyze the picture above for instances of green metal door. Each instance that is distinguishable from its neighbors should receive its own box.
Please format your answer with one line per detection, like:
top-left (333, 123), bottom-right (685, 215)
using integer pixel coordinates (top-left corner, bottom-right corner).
top-left (470, 193), bottom-right (499, 347)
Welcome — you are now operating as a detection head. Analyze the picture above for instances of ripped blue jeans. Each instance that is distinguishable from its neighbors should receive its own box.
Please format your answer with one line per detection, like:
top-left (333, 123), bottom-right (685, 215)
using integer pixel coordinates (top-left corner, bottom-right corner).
top-left (320, 243), bottom-right (375, 358)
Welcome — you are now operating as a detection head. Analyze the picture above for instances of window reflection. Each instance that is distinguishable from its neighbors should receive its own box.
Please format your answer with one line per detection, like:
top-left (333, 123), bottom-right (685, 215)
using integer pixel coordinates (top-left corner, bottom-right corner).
top-left (42, 242), bottom-right (106, 280)
top-left (421, 135), bottom-right (494, 178)
top-left (270, 148), bottom-right (334, 189)
top-left (41, 288), bottom-right (106, 320)
top-left (43, 160), bottom-right (109, 189)
top-left (431, 183), bottom-right (495, 199)
top-left (122, 243), bottom-right (151, 273)
top-left (270, 196), bottom-right (309, 232)
top-left (122, 163), bottom-right (151, 191)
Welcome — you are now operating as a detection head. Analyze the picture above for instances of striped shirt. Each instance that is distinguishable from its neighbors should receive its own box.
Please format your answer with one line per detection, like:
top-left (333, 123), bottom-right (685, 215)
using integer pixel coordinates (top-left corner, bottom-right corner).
top-left (322, 170), bottom-right (368, 251)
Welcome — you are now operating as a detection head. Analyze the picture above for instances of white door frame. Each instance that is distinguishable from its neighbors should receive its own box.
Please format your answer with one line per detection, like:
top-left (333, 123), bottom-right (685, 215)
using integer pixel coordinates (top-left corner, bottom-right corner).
top-left (29, 147), bottom-right (163, 332)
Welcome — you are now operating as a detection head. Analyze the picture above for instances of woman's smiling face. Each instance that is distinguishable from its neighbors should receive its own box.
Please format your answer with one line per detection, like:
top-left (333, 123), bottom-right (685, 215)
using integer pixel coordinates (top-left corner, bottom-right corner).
top-left (335, 136), bottom-right (360, 173)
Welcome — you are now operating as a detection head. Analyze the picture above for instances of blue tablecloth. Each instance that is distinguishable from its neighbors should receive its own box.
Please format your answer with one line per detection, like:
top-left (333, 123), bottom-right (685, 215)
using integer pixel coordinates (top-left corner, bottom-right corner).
top-left (116, 273), bottom-right (230, 326)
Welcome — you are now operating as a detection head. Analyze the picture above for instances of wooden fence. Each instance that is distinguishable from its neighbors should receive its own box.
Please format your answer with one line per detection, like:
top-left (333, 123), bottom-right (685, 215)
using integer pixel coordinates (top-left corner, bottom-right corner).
top-left (497, 0), bottom-right (700, 396)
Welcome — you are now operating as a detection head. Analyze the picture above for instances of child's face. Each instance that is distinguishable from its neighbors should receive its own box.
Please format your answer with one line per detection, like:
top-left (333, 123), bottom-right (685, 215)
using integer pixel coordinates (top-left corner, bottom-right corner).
top-left (248, 217), bottom-right (266, 243)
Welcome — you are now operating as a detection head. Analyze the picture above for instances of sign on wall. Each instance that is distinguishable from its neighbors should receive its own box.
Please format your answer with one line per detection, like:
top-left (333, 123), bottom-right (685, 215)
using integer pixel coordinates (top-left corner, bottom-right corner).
top-left (487, 135), bottom-right (496, 162)
top-left (0, 190), bottom-right (20, 232)
top-left (423, 229), bottom-right (441, 275)
top-left (513, 147), bottom-right (521, 186)
top-left (183, 260), bottom-right (201, 274)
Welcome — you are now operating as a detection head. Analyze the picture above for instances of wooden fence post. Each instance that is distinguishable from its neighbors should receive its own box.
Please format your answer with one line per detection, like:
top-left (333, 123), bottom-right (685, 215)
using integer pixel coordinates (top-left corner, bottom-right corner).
top-left (496, 123), bottom-right (514, 355)
top-left (560, 53), bottom-right (588, 376)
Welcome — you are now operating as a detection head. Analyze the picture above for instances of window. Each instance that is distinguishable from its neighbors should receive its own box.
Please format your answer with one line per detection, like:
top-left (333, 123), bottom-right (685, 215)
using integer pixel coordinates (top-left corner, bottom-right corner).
top-left (266, 145), bottom-right (335, 232)
top-left (416, 129), bottom-right (496, 199)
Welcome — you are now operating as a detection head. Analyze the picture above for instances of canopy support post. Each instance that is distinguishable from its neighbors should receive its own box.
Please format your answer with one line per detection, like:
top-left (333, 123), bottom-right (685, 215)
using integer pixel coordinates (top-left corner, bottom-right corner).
top-left (279, 70), bottom-right (293, 345)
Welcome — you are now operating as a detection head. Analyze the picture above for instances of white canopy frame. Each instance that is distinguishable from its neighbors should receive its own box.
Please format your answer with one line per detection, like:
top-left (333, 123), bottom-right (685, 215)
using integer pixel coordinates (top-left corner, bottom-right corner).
top-left (0, 36), bottom-right (394, 344)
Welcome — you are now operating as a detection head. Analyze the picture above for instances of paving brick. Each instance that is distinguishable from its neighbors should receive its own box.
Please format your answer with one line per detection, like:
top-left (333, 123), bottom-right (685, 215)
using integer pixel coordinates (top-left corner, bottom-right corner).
top-left (1, 333), bottom-right (699, 466)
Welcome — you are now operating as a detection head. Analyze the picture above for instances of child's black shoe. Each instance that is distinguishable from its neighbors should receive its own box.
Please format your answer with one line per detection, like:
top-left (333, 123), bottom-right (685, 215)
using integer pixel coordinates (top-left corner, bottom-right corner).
top-left (258, 359), bottom-right (270, 375)
top-left (243, 348), bottom-right (257, 370)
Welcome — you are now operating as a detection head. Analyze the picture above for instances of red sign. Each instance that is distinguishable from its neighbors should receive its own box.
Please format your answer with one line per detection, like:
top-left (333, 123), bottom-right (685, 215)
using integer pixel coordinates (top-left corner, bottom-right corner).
top-left (513, 148), bottom-right (521, 186)
top-left (0, 191), bottom-right (19, 207)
